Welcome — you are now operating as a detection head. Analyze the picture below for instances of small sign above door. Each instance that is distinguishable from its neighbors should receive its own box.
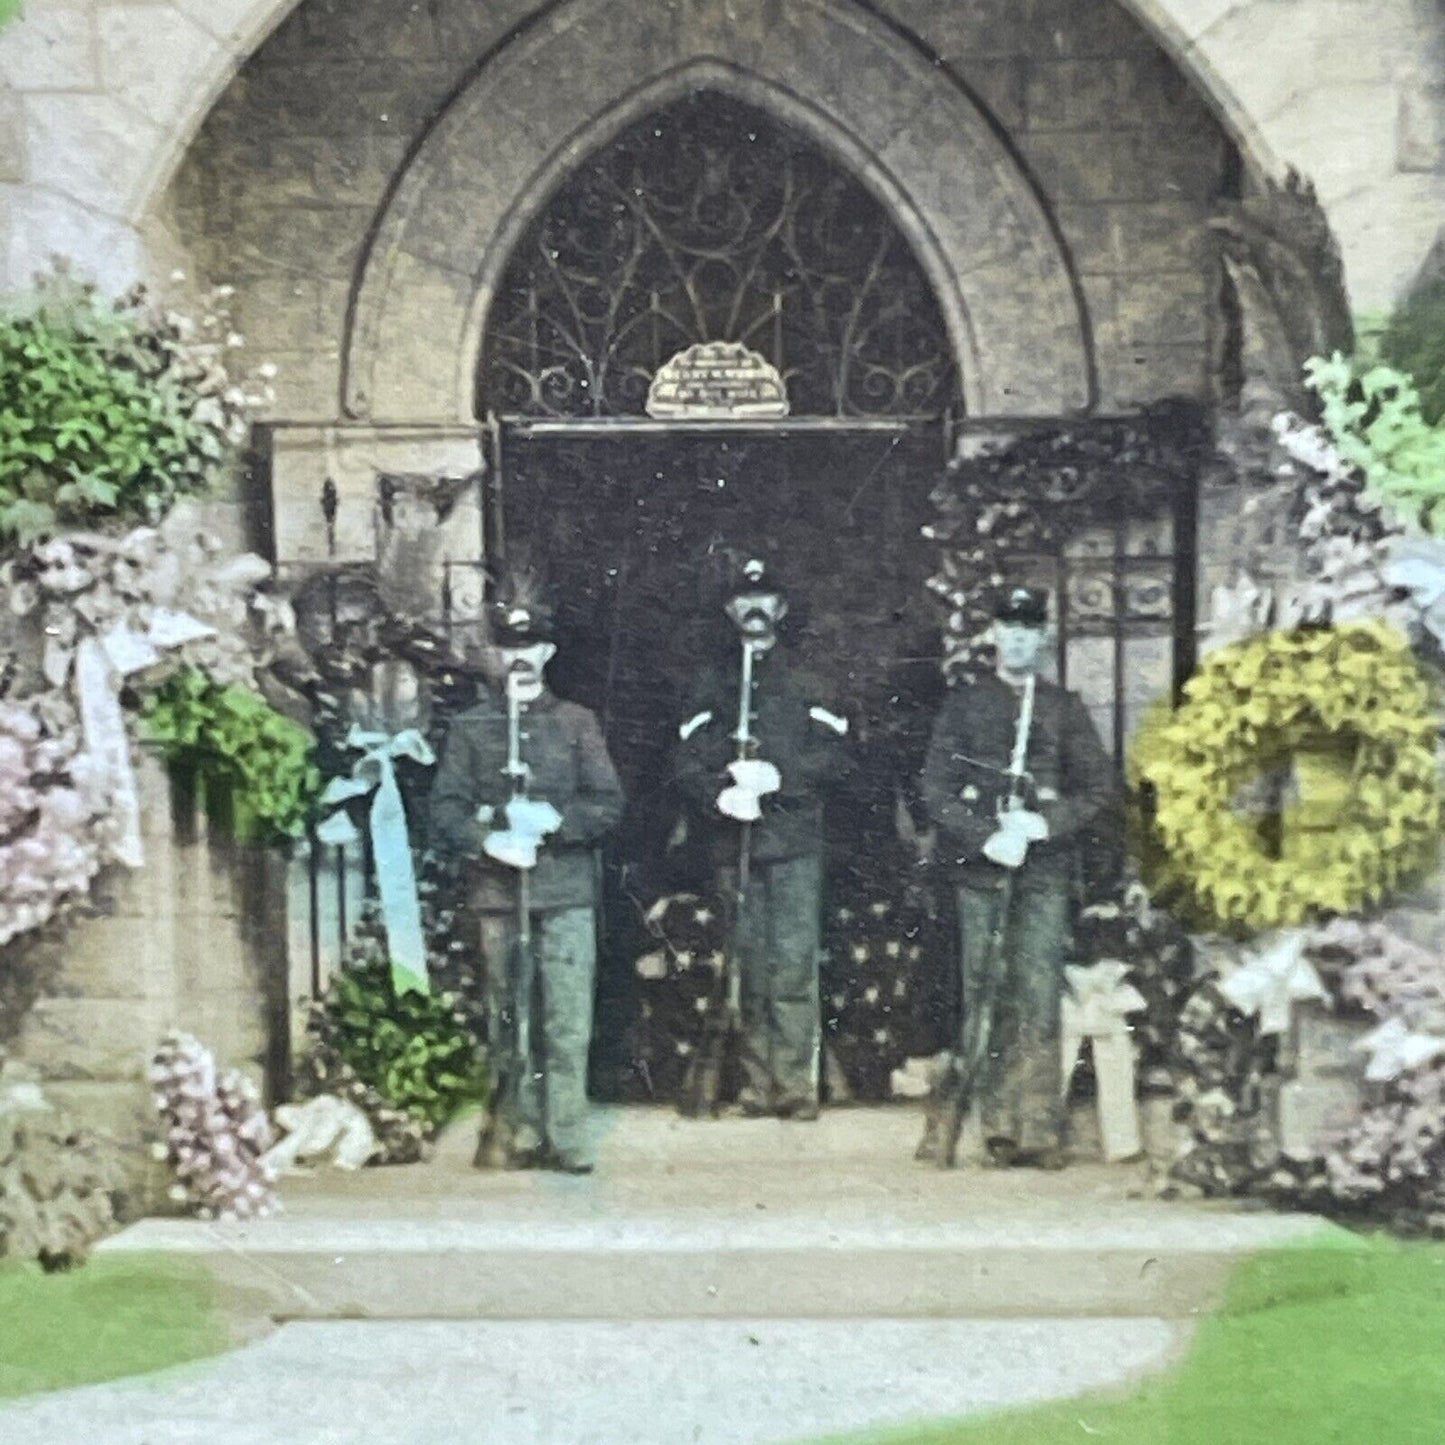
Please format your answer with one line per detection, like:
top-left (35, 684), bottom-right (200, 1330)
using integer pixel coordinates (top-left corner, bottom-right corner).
top-left (645, 341), bottom-right (790, 419)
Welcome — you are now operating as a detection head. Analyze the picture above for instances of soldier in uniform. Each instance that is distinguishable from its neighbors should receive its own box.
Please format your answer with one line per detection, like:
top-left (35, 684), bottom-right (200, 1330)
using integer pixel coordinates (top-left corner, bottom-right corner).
top-left (918, 585), bottom-right (1114, 1168)
top-left (675, 556), bottom-right (850, 1119)
top-left (430, 584), bottom-right (624, 1173)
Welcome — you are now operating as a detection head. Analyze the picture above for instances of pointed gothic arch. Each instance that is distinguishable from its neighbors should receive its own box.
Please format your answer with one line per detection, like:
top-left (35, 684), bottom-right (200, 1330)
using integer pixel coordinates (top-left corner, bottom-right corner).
top-left (341, 0), bottom-right (1093, 423)
top-left (477, 88), bottom-right (960, 421)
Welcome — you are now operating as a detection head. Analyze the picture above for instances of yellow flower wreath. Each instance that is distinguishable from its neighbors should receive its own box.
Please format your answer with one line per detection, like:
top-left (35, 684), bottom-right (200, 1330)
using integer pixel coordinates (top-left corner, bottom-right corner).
top-left (1132, 621), bottom-right (1442, 932)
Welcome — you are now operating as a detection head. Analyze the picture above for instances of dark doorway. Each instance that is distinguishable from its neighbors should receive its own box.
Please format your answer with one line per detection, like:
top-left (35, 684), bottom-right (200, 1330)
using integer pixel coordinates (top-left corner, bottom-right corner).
top-left (496, 422), bottom-right (946, 1097)
top-left (475, 86), bottom-right (964, 1098)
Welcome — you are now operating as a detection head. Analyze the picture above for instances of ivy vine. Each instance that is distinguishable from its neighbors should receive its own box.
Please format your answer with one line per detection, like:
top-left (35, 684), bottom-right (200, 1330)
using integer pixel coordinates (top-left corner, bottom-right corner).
top-left (0, 268), bottom-right (271, 544)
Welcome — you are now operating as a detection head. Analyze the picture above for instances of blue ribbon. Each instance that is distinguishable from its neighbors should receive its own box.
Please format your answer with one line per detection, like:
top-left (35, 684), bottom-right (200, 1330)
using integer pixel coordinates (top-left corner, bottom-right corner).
top-left (317, 725), bottom-right (436, 995)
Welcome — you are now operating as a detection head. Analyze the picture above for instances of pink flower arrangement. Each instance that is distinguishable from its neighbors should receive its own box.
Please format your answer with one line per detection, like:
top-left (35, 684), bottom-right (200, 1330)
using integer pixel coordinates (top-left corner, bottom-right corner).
top-left (147, 1031), bottom-right (278, 1222)
top-left (0, 701), bottom-right (113, 948)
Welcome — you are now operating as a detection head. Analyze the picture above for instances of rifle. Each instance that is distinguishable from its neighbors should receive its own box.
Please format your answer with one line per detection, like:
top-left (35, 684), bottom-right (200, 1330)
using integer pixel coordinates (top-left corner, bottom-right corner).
top-left (924, 673), bottom-right (1036, 1169)
top-left (476, 668), bottom-right (535, 1166)
top-left (681, 636), bottom-right (756, 1117)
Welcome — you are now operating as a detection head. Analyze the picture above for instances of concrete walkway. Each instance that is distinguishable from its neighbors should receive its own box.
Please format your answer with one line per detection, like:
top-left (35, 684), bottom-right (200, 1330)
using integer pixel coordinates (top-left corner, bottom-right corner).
top-left (0, 1317), bottom-right (1179, 1444)
top-left (0, 1107), bottom-right (1333, 1443)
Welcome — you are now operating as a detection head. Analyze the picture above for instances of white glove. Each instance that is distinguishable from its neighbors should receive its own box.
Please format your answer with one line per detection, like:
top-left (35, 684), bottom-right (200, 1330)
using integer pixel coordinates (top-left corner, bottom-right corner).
top-left (982, 826), bottom-right (1029, 869)
top-left (1007, 807), bottom-right (1049, 842)
top-left (727, 758), bottom-right (781, 796)
top-left (717, 784), bottom-right (763, 822)
top-left (506, 797), bottom-right (563, 838)
top-left (483, 829), bottom-right (539, 870)
top-left (981, 808), bottom-right (1049, 868)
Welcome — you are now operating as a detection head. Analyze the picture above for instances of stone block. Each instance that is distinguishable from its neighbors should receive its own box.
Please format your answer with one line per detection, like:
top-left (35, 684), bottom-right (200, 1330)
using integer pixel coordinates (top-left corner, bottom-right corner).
top-left (434, 0), bottom-right (547, 63)
top-left (231, 273), bottom-right (325, 339)
top-left (1098, 342), bottom-right (1208, 408)
top-left (170, 992), bottom-right (271, 1071)
top-left (1267, 83), bottom-right (1399, 203)
top-left (14, 996), bottom-right (166, 1082)
top-left (244, 59), bottom-right (447, 140)
top-left (226, 201), bottom-right (372, 279)
top-left (0, 0), bottom-right (98, 89)
top-left (1024, 0), bottom-right (1152, 59)
top-left (1398, 84), bottom-right (1445, 173)
top-left (257, 348), bottom-right (345, 423)
top-left (41, 1078), bottom-right (159, 1151)
top-left (2, 183), bottom-right (146, 290)
top-left (1275, 1078), bottom-right (1365, 1161)
top-left (21, 92), bottom-right (163, 221)
top-left (953, 55), bottom-right (1030, 131)
top-left (260, 134), bottom-right (409, 210)
top-left (1023, 58), bottom-right (1129, 132)
top-left (1330, 174), bottom-right (1445, 316)
top-left (1111, 128), bottom-right (1228, 204)
top-left (1054, 203), bottom-right (1122, 274)
top-left (1114, 201), bottom-right (1213, 275)
top-left (265, 423), bottom-right (484, 565)
top-left (1022, 130), bottom-right (1128, 206)
top-left (171, 0), bottom-right (286, 48)
top-left (881, 0), bottom-right (1029, 59)
top-left (268, 0), bottom-right (447, 63)
top-left (0, 85), bottom-right (26, 183)
top-left (98, 5), bottom-right (218, 134)
top-left (50, 917), bottom-right (175, 1000)
top-left (1160, 0), bottom-right (1241, 43)
top-left (1114, 273), bottom-right (1213, 346)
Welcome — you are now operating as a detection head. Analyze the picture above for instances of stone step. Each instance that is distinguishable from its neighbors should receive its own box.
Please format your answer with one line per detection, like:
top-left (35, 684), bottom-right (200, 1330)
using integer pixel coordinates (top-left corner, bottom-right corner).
top-left (104, 1107), bottom-right (1333, 1325)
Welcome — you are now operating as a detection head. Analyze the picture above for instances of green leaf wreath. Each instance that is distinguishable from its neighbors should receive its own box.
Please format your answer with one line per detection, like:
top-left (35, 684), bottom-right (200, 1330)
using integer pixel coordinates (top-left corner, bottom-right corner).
top-left (1134, 621), bottom-right (1442, 932)
top-left (308, 938), bottom-right (487, 1131)
top-left (139, 668), bottom-right (322, 844)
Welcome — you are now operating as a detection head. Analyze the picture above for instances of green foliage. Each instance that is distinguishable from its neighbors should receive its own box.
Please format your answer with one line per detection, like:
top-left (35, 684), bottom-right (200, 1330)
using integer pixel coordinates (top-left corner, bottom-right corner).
top-left (0, 269), bottom-right (265, 546)
top-left (1377, 274), bottom-right (1445, 427)
top-left (308, 943), bottom-right (487, 1130)
top-left (1133, 621), bottom-right (1442, 933)
top-left (139, 668), bottom-right (321, 844)
top-left (1306, 353), bottom-right (1445, 533)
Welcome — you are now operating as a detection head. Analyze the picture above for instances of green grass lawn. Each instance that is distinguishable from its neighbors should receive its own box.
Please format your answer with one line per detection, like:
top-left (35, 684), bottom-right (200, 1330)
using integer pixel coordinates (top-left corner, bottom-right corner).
top-left (0, 1253), bottom-right (235, 1399)
top-left (823, 1235), bottom-right (1445, 1445)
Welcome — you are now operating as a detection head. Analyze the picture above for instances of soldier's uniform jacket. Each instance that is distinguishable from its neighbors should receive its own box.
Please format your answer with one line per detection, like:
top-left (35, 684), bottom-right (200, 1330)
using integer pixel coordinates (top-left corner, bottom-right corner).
top-left (921, 674), bottom-right (1114, 885)
top-left (675, 647), bottom-right (849, 863)
top-left (430, 688), bottom-right (624, 912)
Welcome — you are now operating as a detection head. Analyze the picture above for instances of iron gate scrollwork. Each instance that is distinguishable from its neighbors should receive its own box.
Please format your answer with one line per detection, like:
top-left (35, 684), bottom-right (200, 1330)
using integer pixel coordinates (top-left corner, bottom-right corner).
top-left (479, 92), bottom-right (958, 420)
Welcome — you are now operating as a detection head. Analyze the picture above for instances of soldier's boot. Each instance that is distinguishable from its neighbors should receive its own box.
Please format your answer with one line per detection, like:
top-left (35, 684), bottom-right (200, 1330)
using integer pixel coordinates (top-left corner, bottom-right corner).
top-left (473, 1114), bottom-right (509, 1170)
top-left (913, 1118), bottom-right (939, 1162)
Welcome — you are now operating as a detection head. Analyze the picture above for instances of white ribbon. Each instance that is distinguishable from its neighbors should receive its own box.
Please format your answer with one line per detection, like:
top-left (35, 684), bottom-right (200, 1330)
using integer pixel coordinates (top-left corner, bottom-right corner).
top-left (1383, 533), bottom-right (1445, 645)
top-left (1354, 1016), bottom-right (1445, 1083)
top-left (316, 725), bottom-right (435, 995)
top-left (72, 608), bottom-right (220, 870)
top-left (1061, 961), bottom-right (1146, 1039)
top-left (1060, 960), bottom-right (1146, 1163)
top-left (1216, 929), bottom-right (1328, 1037)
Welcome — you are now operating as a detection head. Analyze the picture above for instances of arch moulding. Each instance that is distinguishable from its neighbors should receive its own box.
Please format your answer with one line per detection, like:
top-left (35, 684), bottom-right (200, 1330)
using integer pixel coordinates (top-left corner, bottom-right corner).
top-left (341, 0), bottom-right (1092, 423)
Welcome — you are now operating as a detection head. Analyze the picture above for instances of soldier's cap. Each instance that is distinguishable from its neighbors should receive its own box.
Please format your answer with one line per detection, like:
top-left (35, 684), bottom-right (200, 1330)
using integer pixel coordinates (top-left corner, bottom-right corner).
top-left (489, 599), bottom-right (555, 647)
top-left (992, 585), bottom-right (1050, 626)
top-left (724, 554), bottom-right (786, 603)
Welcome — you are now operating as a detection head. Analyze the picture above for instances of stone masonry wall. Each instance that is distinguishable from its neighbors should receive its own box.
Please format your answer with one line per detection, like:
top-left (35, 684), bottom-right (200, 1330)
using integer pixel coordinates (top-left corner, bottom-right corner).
top-left (169, 0), bottom-right (1230, 422)
top-left (4, 0), bottom-right (1441, 321)
top-left (11, 754), bottom-right (287, 1175)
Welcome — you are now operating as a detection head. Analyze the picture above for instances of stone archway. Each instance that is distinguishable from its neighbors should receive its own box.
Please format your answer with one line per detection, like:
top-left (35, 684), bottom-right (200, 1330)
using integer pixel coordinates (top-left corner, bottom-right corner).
top-left (5, 0), bottom-right (1440, 319)
top-left (341, 0), bottom-right (1093, 423)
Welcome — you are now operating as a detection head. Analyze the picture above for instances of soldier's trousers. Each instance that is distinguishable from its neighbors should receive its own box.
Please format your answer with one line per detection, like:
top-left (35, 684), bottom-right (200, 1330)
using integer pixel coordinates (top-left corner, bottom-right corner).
top-left (956, 876), bottom-right (1070, 1154)
top-left (730, 853), bottom-right (824, 1110)
top-left (478, 906), bottom-right (596, 1164)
